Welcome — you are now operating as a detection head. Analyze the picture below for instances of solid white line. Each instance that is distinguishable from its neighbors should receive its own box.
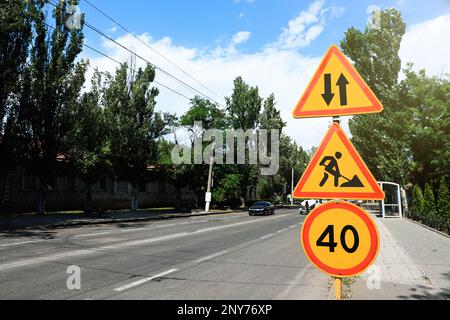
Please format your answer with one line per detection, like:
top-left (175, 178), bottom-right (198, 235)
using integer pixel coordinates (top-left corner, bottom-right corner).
top-left (0, 240), bottom-right (45, 248)
top-left (74, 232), bottom-right (110, 238)
top-left (260, 233), bottom-right (275, 240)
top-left (193, 250), bottom-right (228, 263)
top-left (113, 268), bottom-right (178, 292)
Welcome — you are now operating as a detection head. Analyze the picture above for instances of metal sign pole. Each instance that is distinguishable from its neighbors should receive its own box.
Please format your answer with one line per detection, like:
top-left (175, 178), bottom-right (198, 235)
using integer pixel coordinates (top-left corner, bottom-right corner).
top-left (335, 277), bottom-right (342, 300)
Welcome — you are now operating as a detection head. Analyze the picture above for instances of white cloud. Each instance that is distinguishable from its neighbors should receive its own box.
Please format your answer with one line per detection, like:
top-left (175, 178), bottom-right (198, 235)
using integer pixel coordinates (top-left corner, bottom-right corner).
top-left (231, 31), bottom-right (251, 45)
top-left (80, 2), bottom-right (356, 151)
top-left (366, 5), bottom-right (380, 15)
top-left (238, 12), bottom-right (245, 19)
top-left (268, 0), bottom-right (345, 51)
top-left (399, 12), bottom-right (450, 77)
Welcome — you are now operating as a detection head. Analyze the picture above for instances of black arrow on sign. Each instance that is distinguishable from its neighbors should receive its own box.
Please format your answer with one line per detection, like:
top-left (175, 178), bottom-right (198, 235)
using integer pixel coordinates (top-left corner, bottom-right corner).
top-left (321, 74), bottom-right (334, 106)
top-left (336, 74), bottom-right (349, 106)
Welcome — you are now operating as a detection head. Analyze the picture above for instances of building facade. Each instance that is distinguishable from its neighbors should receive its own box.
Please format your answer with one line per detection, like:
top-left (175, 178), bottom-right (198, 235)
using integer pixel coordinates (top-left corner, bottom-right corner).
top-left (0, 167), bottom-right (196, 214)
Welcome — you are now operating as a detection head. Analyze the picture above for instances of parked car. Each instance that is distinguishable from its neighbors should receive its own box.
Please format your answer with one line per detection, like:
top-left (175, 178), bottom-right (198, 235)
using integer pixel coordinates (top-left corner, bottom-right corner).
top-left (249, 201), bottom-right (275, 216)
top-left (299, 200), bottom-right (325, 215)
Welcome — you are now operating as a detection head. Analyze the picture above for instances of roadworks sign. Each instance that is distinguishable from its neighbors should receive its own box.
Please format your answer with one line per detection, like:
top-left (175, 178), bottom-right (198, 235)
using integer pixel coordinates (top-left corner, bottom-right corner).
top-left (292, 45), bottom-right (383, 118)
top-left (293, 122), bottom-right (385, 200)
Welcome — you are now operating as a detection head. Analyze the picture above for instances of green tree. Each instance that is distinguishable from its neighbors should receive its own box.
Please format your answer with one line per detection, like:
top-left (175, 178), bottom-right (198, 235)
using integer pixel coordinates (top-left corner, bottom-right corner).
top-left (437, 177), bottom-right (449, 218)
top-left (225, 77), bottom-right (263, 206)
top-left (259, 94), bottom-right (286, 132)
top-left (226, 76), bottom-right (262, 131)
top-left (400, 68), bottom-right (450, 186)
top-left (341, 9), bottom-right (410, 183)
top-left (65, 69), bottom-right (110, 213)
top-left (18, 0), bottom-right (86, 214)
top-left (104, 63), bottom-right (168, 211)
top-left (178, 96), bottom-right (227, 208)
top-left (259, 93), bottom-right (286, 202)
top-left (0, 0), bottom-right (33, 174)
top-left (276, 134), bottom-right (309, 203)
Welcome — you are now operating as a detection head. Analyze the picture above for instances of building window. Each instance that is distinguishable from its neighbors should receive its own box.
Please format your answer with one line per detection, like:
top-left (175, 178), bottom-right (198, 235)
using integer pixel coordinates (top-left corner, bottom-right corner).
top-left (66, 176), bottom-right (76, 192)
top-left (22, 174), bottom-right (37, 191)
top-left (115, 179), bottom-right (128, 193)
top-left (98, 177), bottom-right (108, 192)
top-left (157, 181), bottom-right (166, 193)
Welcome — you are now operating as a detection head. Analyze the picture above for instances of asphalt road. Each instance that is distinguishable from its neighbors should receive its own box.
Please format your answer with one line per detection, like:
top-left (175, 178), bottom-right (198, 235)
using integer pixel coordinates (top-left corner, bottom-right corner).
top-left (0, 209), bottom-right (332, 300)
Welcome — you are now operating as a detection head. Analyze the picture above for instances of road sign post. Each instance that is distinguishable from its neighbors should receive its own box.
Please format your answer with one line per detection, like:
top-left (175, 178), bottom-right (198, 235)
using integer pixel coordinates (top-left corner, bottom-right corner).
top-left (293, 45), bottom-right (384, 300)
top-left (334, 277), bottom-right (342, 300)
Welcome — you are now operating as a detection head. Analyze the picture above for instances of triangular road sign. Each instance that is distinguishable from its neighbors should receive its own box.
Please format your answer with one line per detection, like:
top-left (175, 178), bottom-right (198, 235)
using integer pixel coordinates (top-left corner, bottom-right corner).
top-left (292, 45), bottom-right (383, 118)
top-left (293, 122), bottom-right (385, 200)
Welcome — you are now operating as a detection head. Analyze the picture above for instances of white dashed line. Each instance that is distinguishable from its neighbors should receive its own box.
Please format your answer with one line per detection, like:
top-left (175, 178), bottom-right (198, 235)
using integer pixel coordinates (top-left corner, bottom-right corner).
top-left (260, 233), bottom-right (275, 240)
top-left (74, 232), bottom-right (111, 238)
top-left (289, 225), bottom-right (297, 229)
top-left (113, 268), bottom-right (178, 292)
top-left (0, 240), bottom-right (46, 248)
top-left (277, 228), bottom-right (288, 233)
top-left (120, 228), bottom-right (146, 233)
top-left (193, 250), bottom-right (228, 263)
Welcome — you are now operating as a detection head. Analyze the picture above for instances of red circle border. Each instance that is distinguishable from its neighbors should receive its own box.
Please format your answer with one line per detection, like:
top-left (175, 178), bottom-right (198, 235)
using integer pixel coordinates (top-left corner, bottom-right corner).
top-left (301, 201), bottom-right (379, 277)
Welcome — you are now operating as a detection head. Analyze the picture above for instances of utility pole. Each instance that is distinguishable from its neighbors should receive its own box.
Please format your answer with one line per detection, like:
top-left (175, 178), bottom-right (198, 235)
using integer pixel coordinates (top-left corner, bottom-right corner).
top-left (291, 167), bottom-right (294, 206)
top-left (205, 142), bottom-right (215, 212)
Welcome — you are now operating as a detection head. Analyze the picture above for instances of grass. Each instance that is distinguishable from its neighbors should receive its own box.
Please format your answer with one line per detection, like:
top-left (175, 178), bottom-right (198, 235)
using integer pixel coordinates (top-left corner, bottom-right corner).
top-left (342, 277), bottom-right (357, 300)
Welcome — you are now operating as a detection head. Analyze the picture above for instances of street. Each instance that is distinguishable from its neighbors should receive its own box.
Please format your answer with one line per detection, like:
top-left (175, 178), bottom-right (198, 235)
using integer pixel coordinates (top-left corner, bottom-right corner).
top-left (0, 209), bottom-right (331, 300)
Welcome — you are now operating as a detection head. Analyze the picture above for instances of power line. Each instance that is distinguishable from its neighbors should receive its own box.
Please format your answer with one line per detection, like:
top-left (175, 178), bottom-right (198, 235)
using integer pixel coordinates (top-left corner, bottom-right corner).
top-left (44, 21), bottom-right (192, 101)
top-left (81, 0), bottom-right (225, 103)
top-left (47, 0), bottom-right (225, 107)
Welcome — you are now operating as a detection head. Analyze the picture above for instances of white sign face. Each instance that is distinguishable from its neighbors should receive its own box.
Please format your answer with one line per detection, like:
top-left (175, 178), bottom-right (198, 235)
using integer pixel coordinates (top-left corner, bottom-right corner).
top-left (205, 192), bottom-right (212, 202)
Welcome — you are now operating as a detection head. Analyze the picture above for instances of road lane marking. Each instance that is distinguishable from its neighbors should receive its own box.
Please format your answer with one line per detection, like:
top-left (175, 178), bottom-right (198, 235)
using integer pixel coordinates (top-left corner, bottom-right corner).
top-left (0, 213), bottom-right (290, 272)
top-left (289, 225), bottom-right (297, 229)
top-left (74, 232), bottom-right (111, 238)
top-left (113, 269), bottom-right (178, 292)
top-left (120, 228), bottom-right (146, 233)
top-left (0, 240), bottom-right (46, 248)
top-left (277, 228), bottom-right (288, 233)
top-left (193, 250), bottom-right (228, 263)
top-left (260, 233), bottom-right (275, 240)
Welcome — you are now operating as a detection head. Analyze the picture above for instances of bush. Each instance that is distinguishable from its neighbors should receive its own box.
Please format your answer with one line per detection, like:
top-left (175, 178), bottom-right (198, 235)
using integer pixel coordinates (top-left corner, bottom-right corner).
top-left (437, 177), bottom-right (450, 218)
top-left (411, 185), bottom-right (424, 216)
top-left (423, 183), bottom-right (437, 216)
top-left (409, 181), bottom-right (450, 235)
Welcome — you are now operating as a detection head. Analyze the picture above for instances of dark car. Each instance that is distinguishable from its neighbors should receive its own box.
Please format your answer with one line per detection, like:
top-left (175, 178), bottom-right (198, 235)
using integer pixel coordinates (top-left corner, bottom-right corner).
top-left (249, 201), bottom-right (275, 216)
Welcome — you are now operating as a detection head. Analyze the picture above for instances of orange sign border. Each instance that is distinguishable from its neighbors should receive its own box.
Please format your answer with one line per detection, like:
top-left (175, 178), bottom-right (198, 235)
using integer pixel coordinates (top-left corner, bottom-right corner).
top-left (293, 122), bottom-right (385, 200)
top-left (301, 201), bottom-right (380, 277)
top-left (292, 45), bottom-right (383, 118)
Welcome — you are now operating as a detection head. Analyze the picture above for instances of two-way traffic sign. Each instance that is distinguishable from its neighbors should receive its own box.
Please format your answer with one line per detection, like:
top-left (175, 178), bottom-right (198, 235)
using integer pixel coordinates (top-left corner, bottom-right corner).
top-left (292, 45), bottom-right (383, 118)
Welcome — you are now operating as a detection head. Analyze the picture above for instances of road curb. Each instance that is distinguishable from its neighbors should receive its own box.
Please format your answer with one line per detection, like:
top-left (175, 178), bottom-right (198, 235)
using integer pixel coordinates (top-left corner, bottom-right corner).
top-left (1, 210), bottom-right (247, 231)
top-left (404, 217), bottom-right (450, 240)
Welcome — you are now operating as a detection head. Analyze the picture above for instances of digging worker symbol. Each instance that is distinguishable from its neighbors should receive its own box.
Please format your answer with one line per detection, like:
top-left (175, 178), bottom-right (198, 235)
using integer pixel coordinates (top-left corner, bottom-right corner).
top-left (319, 152), bottom-right (364, 188)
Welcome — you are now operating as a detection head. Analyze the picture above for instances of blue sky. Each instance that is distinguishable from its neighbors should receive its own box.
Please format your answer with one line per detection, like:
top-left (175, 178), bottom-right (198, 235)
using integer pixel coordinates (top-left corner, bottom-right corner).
top-left (69, 0), bottom-right (450, 149)
top-left (77, 0), bottom-right (450, 56)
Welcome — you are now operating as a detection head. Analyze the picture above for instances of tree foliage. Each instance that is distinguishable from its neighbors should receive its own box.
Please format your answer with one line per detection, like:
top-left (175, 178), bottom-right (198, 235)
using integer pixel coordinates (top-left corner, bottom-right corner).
top-left (341, 9), bottom-right (449, 187)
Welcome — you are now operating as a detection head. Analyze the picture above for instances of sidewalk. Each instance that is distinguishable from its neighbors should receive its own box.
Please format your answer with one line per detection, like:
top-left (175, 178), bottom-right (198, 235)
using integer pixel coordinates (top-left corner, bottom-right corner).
top-left (349, 215), bottom-right (450, 300)
top-left (0, 208), bottom-right (246, 230)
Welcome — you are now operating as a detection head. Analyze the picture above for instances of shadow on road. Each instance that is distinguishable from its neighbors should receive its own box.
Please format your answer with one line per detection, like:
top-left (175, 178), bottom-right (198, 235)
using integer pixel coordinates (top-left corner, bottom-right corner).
top-left (0, 228), bottom-right (57, 240)
top-left (397, 271), bottom-right (450, 300)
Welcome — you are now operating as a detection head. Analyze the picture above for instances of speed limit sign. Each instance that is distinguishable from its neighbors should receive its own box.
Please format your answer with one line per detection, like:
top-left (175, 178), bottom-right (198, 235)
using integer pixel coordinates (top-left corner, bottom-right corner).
top-left (301, 201), bottom-right (379, 277)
